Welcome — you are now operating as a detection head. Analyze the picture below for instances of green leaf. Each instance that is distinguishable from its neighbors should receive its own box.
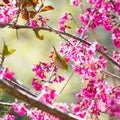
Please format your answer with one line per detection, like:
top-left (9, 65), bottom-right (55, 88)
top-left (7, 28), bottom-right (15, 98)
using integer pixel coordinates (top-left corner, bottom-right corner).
top-left (33, 29), bottom-right (44, 40)
top-left (2, 41), bottom-right (15, 57)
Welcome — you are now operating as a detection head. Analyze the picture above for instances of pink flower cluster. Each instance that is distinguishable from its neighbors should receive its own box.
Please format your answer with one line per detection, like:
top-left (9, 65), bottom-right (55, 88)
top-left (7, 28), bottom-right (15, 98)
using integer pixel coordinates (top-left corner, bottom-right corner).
top-left (1, 114), bottom-right (15, 120)
top-left (27, 109), bottom-right (44, 120)
top-left (12, 103), bottom-right (27, 116)
top-left (112, 29), bottom-right (120, 48)
top-left (32, 63), bottom-right (47, 79)
top-left (71, 104), bottom-right (87, 119)
top-left (38, 14), bottom-right (49, 27)
top-left (30, 14), bottom-right (49, 28)
top-left (58, 12), bottom-right (71, 32)
top-left (0, 67), bottom-right (14, 80)
top-left (0, 0), bottom-right (18, 24)
top-left (29, 18), bottom-right (39, 28)
top-left (59, 39), bottom-right (106, 81)
top-left (78, 0), bottom-right (120, 48)
top-left (37, 83), bottom-right (58, 104)
top-left (73, 77), bottom-right (120, 117)
top-left (32, 78), bottom-right (43, 91)
top-left (54, 103), bottom-right (69, 113)
top-left (32, 62), bottom-right (65, 91)
top-left (115, 0), bottom-right (120, 15)
top-left (27, 102), bottom-right (69, 120)
top-left (57, 37), bottom-right (118, 119)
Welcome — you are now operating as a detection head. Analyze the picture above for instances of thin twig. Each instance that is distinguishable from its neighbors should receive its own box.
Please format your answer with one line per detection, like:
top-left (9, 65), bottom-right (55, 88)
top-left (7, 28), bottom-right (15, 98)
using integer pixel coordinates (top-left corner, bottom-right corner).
top-left (69, 13), bottom-right (79, 27)
top-left (0, 102), bottom-right (13, 107)
top-left (102, 70), bottom-right (120, 80)
top-left (59, 71), bottom-right (74, 97)
top-left (48, 66), bottom-right (55, 82)
top-left (46, 24), bottom-right (73, 46)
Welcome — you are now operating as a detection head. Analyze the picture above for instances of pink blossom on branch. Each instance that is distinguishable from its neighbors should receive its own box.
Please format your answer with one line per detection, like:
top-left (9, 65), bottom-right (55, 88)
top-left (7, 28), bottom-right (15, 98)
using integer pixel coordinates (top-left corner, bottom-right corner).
top-left (29, 18), bottom-right (39, 28)
top-left (112, 30), bottom-right (120, 48)
top-left (0, 68), bottom-right (14, 80)
top-left (37, 83), bottom-right (58, 104)
top-left (12, 103), bottom-right (27, 116)
top-left (0, 0), bottom-right (18, 24)
top-left (71, 104), bottom-right (87, 119)
top-left (70, 0), bottom-right (82, 6)
top-left (32, 78), bottom-right (43, 91)
top-left (59, 39), bottom-right (106, 81)
top-left (115, 0), bottom-right (120, 15)
top-left (58, 12), bottom-right (71, 32)
top-left (38, 14), bottom-right (49, 27)
top-left (27, 109), bottom-right (44, 120)
top-left (113, 50), bottom-right (120, 71)
top-left (74, 77), bottom-right (120, 117)
top-left (32, 63), bottom-right (47, 80)
top-left (54, 103), bottom-right (69, 113)
top-left (1, 114), bottom-right (15, 120)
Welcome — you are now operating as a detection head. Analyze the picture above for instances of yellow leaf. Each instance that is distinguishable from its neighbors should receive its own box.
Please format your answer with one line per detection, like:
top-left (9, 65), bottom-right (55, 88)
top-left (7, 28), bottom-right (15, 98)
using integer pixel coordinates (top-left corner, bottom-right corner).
top-left (32, 0), bottom-right (38, 5)
top-left (33, 29), bottom-right (44, 40)
top-left (38, 35), bottom-right (44, 40)
top-left (21, 8), bottom-right (29, 20)
top-left (29, 11), bottom-right (37, 18)
top-left (40, 6), bottom-right (54, 12)
top-left (8, 49), bottom-right (16, 55)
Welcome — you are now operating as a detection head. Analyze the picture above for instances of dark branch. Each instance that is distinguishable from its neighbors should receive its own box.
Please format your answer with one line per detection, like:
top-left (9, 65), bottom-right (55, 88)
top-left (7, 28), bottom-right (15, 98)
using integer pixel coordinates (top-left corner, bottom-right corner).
top-left (0, 78), bottom-right (80, 120)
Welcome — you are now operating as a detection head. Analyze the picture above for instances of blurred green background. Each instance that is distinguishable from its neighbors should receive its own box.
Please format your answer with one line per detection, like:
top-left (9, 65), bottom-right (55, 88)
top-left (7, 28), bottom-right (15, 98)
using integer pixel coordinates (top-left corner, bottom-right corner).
top-left (0, 0), bottom-right (118, 120)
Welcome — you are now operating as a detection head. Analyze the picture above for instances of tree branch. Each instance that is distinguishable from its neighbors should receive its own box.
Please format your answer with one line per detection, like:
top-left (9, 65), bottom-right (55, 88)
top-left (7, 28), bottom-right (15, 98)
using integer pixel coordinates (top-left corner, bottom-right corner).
top-left (0, 78), bottom-right (80, 120)
top-left (102, 70), bottom-right (120, 80)
top-left (0, 101), bottom-right (13, 107)
top-left (2, 23), bottom-right (120, 68)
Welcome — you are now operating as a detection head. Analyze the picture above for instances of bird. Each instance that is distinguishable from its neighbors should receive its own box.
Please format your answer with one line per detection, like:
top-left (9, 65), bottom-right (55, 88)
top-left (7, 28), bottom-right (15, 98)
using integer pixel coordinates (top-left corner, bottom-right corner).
top-left (53, 46), bottom-right (68, 70)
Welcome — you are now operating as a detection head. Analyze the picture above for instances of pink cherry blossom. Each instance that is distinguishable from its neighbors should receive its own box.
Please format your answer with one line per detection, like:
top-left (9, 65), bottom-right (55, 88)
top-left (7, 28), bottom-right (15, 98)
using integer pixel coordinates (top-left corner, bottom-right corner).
top-left (29, 18), bottom-right (38, 28)
top-left (71, 104), bottom-right (87, 119)
top-left (54, 103), bottom-right (69, 113)
top-left (32, 64), bottom-right (46, 79)
top-left (27, 109), bottom-right (44, 120)
top-left (37, 83), bottom-right (58, 104)
top-left (112, 30), bottom-right (120, 48)
top-left (2, 114), bottom-right (15, 120)
top-left (12, 103), bottom-right (27, 116)
top-left (0, 1), bottom-right (18, 24)
top-left (58, 12), bottom-right (71, 32)
top-left (70, 0), bottom-right (82, 6)
top-left (113, 50), bottom-right (120, 71)
top-left (0, 68), bottom-right (14, 80)
top-left (32, 78), bottom-right (43, 91)
top-left (38, 14), bottom-right (49, 27)
top-left (53, 75), bottom-right (65, 83)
